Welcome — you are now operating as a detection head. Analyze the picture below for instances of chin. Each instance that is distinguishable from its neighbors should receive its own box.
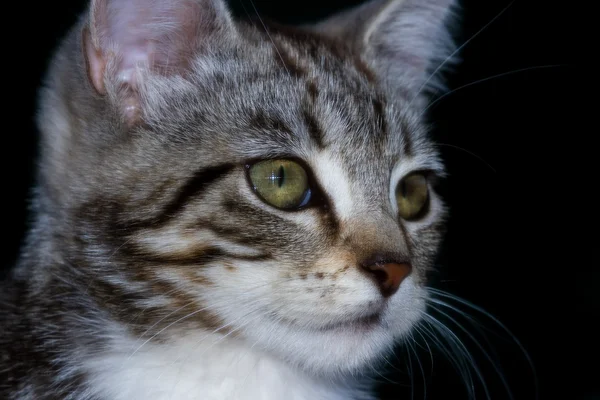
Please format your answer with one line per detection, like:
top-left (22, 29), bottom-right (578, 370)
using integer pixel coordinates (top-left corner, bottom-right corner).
top-left (246, 277), bottom-right (428, 376)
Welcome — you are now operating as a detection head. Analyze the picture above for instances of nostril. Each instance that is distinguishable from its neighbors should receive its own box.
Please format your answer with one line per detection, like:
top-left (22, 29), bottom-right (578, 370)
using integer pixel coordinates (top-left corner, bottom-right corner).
top-left (368, 267), bottom-right (388, 286)
top-left (362, 261), bottom-right (412, 298)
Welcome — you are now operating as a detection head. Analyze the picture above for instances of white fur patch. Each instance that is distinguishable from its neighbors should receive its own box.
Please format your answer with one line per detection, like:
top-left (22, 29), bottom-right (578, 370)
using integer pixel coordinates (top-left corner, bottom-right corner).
top-left (135, 226), bottom-right (261, 258)
top-left (84, 330), bottom-right (374, 400)
top-left (310, 151), bottom-right (355, 220)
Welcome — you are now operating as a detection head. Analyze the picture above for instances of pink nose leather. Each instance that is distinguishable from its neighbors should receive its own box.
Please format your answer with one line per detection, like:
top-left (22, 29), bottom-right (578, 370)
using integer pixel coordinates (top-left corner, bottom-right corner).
top-left (363, 262), bottom-right (412, 297)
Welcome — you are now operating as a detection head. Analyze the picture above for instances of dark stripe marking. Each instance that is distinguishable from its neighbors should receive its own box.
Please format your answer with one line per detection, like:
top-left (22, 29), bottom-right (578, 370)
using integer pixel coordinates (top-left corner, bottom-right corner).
top-left (400, 119), bottom-right (414, 157)
top-left (271, 38), bottom-right (306, 77)
top-left (121, 244), bottom-right (270, 267)
top-left (156, 164), bottom-right (235, 225)
top-left (306, 78), bottom-right (319, 103)
top-left (250, 110), bottom-right (292, 134)
top-left (303, 109), bottom-right (325, 149)
top-left (372, 98), bottom-right (388, 139)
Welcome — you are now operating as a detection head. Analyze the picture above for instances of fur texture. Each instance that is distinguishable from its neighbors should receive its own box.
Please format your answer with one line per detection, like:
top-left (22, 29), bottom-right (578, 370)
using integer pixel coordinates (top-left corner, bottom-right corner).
top-left (0, 0), bottom-right (456, 398)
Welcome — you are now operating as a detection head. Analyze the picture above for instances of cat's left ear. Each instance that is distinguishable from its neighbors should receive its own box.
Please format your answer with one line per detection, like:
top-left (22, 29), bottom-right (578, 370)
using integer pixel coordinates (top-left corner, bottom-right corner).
top-left (312, 0), bottom-right (458, 101)
top-left (83, 0), bottom-right (236, 124)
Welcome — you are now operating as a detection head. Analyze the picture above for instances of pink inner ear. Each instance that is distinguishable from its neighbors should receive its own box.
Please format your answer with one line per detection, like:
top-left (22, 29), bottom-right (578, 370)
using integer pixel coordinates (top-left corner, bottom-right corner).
top-left (83, 27), bottom-right (107, 95)
top-left (85, 0), bottom-right (220, 124)
top-left (100, 0), bottom-right (168, 87)
top-left (94, 0), bottom-right (210, 81)
top-left (85, 0), bottom-right (234, 123)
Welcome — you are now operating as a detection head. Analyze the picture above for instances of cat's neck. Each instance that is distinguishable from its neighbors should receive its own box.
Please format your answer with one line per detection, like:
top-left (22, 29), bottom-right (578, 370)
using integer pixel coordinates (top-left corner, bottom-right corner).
top-left (83, 329), bottom-right (375, 400)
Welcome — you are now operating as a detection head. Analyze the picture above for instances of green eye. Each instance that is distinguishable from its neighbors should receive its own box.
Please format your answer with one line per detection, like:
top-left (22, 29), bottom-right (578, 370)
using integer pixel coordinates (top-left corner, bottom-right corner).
top-left (396, 173), bottom-right (429, 221)
top-left (248, 159), bottom-right (311, 210)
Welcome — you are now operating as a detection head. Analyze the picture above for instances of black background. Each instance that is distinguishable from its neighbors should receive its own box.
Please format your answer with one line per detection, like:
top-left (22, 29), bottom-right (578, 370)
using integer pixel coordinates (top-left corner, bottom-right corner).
top-left (3, 0), bottom-right (588, 399)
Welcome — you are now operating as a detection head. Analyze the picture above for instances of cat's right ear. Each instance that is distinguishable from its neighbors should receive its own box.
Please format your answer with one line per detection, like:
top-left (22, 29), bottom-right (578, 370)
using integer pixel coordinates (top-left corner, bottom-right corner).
top-left (83, 0), bottom-right (236, 125)
top-left (311, 0), bottom-right (457, 102)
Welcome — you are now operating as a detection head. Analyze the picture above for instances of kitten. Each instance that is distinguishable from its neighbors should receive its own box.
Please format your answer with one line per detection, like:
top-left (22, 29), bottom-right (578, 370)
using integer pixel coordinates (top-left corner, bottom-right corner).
top-left (0, 0), bottom-right (456, 398)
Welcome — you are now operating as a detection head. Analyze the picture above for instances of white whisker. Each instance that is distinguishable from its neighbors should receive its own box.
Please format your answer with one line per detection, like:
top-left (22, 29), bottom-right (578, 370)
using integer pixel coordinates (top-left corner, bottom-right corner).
top-left (124, 305), bottom-right (215, 364)
top-left (420, 64), bottom-right (568, 118)
top-left (421, 314), bottom-right (480, 399)
top-left (409, 0), bottom-right (517, 107)
top-left (407, 331), bottom-right (427, 400)
top-left (411, 324), bottom-right (435, 376)
top-left (131, 300), bottom-right (196, 340)
top-left (248, 0), bottom-right (292, 77)
top-left (435, 142), bottom-right (497, 173)
top-left (427, 287), bottom-right (539, 399)
top-left (428, 302), bottom-right (514, 400)
top-left (404, 334), bottom-right (415, 400)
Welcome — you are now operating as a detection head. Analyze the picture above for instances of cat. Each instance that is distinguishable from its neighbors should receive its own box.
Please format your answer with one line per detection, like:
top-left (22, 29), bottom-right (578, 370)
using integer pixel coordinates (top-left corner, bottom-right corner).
top-left (0, 0), bottom-right (458, 398)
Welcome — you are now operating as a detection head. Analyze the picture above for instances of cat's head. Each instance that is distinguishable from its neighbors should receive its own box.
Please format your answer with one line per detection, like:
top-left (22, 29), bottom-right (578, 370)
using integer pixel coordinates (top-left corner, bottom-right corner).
top-left (36, 0), bottom-right (455, 375)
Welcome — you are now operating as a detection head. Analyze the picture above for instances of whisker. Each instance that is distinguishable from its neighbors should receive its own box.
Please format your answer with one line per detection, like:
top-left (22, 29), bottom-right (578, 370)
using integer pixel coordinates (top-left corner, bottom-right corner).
top-left (128, 299), bottom-right (197, 346)
top-left (407, 332), bottom-right (427, 400)
top-left (372, 355), bottom-right (403, 386)
top-left (411, 324), bottom-right (435, 376)
top-left (435, 142), bottom-right (497, 173)
top-left (428, 302), bottom-right (514, 400)
top-left (248, 0), bottom-right (292, 77)
top-left (427, 288), bottom-right (539, 399)
top-left (421, 64), bottom-right (568, 117)
top-left (409, 0), bottom-right (517, 107)
top-left (404, 333), bottom-right (415, 400)
top-left (124, 304), bottom-right (215, 363)
top-left (427, 297), bottom-right (504, 360)
top-left (380, 348), bottom-right (411, 385)
top-left (420, 314), bottom-right (479, 399)
top-left (428, 288), bottom-right (535, 360)
top-left (238, 0), bottom-right (257, 29)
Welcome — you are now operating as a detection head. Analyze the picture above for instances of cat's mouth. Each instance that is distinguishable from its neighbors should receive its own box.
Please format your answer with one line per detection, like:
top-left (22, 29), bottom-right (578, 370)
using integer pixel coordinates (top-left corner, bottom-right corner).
top-left (317, 311), bottom-right (383, 332)
top-left (271, 306), bottom-right (385, 333)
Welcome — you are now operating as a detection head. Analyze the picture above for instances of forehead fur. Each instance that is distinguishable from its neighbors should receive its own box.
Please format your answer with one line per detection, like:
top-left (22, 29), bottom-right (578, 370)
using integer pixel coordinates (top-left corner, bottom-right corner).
top-left (137, 23), bottom-right (441, 182)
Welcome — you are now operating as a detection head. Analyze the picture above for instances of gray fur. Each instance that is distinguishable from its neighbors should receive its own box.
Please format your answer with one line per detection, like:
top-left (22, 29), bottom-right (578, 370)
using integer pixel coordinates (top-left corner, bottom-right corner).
top-left (0, 0), bottom-right (456, 398)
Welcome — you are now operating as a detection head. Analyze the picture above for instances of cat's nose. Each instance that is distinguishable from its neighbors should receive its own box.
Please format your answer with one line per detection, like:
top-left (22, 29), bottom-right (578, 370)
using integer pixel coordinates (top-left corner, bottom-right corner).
top-left (361, 260), bottom-right (412, 298)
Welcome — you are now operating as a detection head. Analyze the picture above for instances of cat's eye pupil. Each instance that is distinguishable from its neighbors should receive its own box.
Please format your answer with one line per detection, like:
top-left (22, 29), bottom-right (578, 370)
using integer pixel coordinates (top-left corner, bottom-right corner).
top-left (277, 165), bottom-right (285, 188)
top-left (399, 180), bottom-right (407, 198)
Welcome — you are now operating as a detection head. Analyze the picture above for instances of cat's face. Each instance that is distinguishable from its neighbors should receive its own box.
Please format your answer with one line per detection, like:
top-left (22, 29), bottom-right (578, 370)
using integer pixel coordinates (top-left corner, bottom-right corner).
top-left (38, 0), bottom-right (453, 376)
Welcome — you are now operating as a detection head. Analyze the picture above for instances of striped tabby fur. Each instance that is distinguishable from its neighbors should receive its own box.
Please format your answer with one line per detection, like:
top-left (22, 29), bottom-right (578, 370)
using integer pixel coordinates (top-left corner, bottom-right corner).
top-left (1, 0), bottom-right (456, 398)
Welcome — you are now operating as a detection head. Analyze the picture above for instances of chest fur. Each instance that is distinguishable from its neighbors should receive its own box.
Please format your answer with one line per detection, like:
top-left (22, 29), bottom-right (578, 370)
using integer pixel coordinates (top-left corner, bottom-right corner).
top-left (82, 333), bottom-right (373, 400)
